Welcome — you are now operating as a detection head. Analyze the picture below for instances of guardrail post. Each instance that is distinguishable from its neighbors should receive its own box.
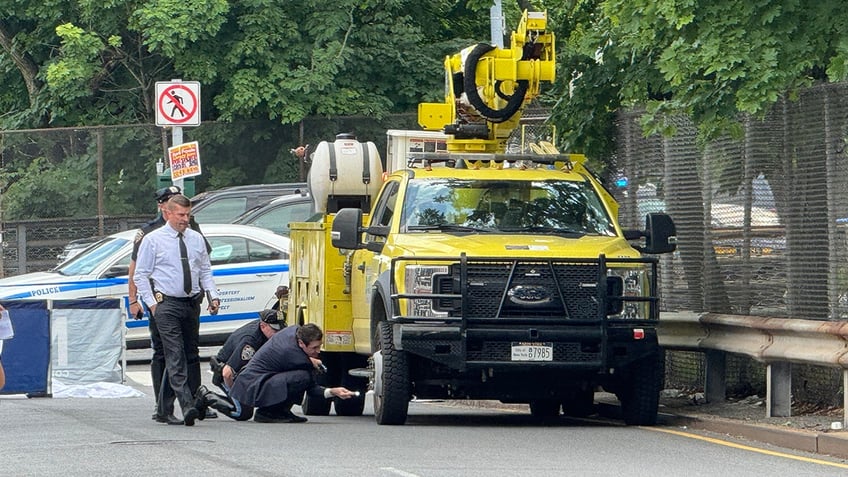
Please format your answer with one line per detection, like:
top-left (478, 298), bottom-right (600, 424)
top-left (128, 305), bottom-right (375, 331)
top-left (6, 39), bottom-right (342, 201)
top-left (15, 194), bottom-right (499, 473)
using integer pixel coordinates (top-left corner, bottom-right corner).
top-left (704, 350), bottom-right (726, 403)
top-left (844, 369), bottom-right (848, 429)
top-left (766, 361), bottom-right (791, 417)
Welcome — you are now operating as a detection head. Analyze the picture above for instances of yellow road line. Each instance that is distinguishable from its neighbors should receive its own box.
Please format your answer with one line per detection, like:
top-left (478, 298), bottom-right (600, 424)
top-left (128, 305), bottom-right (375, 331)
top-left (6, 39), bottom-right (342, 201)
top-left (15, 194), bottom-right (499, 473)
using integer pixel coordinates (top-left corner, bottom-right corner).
top-left (647, 426), bottom-right (848, 469)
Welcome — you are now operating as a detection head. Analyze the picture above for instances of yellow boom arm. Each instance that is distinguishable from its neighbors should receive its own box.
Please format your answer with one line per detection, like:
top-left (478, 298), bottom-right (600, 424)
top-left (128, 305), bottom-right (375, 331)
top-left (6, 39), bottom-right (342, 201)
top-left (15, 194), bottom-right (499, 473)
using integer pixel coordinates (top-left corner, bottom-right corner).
top-left (418, 10), bottom-right (556, 153)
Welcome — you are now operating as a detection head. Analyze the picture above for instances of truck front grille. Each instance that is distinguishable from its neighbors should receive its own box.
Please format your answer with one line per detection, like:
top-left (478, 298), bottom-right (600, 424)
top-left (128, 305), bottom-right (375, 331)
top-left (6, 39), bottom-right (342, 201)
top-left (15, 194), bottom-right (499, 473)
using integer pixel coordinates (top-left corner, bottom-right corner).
top-left (436, 262), bottom-right (600, 320)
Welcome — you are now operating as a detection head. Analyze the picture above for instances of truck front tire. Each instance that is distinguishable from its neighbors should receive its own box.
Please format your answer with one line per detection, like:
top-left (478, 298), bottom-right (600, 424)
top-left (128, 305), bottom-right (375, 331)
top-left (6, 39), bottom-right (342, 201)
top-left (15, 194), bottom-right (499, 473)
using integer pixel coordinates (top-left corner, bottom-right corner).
top-left (373, 321), bottom-right (410, 425)
top-left (619, 350), bottom-right (665, 426)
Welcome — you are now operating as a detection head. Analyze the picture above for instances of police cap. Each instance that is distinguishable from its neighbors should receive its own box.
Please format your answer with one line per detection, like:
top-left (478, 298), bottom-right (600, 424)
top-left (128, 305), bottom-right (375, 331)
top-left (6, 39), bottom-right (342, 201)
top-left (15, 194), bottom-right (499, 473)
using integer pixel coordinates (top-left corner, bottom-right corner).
top-left (258, 309), bottom-right (284, 330)
top-left (155, 185), bottom-right (182, 203)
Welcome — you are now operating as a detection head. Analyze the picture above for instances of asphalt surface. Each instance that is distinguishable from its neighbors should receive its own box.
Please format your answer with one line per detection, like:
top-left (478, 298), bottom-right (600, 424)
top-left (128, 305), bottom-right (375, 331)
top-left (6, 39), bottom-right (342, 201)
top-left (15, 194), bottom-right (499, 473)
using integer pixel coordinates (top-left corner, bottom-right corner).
top-left (6, 346), bottom-right (847, 463)
top-left (105, 348), bottom-right (848, 461)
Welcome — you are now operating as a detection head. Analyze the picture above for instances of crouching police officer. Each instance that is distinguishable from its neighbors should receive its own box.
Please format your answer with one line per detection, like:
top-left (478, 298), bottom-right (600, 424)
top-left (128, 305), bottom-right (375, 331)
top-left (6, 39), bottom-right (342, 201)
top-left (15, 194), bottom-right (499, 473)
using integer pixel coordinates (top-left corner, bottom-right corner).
top-left (193, 308), bottom-right (284, 420)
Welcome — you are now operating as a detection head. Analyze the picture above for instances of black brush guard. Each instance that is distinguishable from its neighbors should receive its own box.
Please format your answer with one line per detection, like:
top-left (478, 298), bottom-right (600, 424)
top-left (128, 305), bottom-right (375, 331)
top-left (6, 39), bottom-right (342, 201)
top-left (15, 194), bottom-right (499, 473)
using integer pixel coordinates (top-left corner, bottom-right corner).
top-left (389, 253), bottom-right (661, 374)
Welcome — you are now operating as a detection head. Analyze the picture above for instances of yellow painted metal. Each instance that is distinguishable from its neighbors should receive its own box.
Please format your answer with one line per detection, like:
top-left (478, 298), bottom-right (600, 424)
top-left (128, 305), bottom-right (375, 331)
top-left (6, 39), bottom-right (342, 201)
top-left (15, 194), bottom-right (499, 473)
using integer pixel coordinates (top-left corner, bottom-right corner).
top-left (417, 10), bottom-right (556, 153)
top-left (288, 215), bottom-right (359, 352)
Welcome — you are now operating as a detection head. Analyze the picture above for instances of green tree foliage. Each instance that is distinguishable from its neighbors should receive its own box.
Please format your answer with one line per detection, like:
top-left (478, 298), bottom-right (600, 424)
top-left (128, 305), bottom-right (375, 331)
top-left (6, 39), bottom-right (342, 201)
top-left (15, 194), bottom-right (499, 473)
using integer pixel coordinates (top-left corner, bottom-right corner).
top-left (1, 1), bottom-right (487, 218)
top-left (0, 0), bottom-right (457, 128)
top-left (547, 0), bottom-right (848, 163)
top-left (2, 152), bottom-right (97, 220)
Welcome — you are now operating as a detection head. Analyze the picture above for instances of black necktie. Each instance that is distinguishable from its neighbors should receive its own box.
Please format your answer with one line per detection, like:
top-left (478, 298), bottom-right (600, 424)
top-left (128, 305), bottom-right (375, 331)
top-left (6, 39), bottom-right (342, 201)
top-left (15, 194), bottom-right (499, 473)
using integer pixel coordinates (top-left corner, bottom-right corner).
top-left (178, 232), bottom-right (192, 295)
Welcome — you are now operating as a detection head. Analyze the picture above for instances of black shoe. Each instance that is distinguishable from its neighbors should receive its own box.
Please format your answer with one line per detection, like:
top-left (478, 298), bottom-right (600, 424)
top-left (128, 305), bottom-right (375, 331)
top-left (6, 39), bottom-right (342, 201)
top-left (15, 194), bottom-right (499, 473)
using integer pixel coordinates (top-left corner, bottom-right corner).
top-left (254, 410), bottom-right (307, 423)
top-left (281, 410), bottom-right (308, 423)
top-left (183, 407), bottom-right (200, 426)
top-left (193, 386), bottom-right (210, 421)
top-left (154, 414), bottom-right (185, 425)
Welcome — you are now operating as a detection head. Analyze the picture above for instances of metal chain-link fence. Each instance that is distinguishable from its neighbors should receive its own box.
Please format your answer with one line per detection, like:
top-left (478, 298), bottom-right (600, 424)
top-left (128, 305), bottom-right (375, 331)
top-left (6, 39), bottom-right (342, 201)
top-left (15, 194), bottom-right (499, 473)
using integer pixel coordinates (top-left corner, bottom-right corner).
top-left (614, 82), bottom-right (848, 405)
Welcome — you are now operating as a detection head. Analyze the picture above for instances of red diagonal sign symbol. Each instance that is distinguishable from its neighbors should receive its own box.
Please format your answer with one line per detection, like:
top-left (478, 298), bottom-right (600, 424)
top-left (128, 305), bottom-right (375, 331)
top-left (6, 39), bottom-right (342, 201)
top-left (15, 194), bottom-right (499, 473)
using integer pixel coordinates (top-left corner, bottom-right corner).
top-left (158, 84), bottom-right (198, 124)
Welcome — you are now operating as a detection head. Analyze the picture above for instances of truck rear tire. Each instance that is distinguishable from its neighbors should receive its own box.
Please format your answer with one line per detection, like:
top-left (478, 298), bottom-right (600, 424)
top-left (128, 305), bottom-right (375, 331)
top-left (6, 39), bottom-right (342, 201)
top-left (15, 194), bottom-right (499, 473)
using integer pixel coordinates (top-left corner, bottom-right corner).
top-left (302, 394), bottom-right (332, 415)
top-left (302, 371), bottom-right (332, 416)
top-left (619, 350), bottom-right (665, 426)
top-left (334, 395), bottom-right (366, 416)
top-left (373, 321), bottom-right (410, 425)
top-left (529, 400), bottom-right (561, 419)
top-left (561, 387), bottom-right (595, 418)
top-left (334, 359), bottom-right (368, 416)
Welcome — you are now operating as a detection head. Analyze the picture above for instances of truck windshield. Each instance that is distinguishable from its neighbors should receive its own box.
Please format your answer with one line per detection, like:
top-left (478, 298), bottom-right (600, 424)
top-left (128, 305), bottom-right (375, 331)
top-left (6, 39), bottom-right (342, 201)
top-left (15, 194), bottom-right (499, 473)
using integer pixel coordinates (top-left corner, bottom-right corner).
top-left (402, 179), bottom-right (616, 236)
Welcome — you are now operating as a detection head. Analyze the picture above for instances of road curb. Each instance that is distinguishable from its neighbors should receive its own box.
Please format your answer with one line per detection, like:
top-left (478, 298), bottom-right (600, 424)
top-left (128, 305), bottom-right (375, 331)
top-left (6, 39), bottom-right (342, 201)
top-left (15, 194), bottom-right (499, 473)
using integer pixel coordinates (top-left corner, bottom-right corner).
top-left (664, 412), bottom-right (848, 459)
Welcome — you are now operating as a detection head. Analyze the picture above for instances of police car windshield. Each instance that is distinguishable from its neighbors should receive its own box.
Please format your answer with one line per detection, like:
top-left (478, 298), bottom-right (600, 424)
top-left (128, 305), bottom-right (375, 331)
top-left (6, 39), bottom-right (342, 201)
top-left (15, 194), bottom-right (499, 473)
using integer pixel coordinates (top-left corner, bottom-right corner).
top-left (55, 237), bottom-right (129, 276)
top-left (402, 179), bottom-right (617, 236)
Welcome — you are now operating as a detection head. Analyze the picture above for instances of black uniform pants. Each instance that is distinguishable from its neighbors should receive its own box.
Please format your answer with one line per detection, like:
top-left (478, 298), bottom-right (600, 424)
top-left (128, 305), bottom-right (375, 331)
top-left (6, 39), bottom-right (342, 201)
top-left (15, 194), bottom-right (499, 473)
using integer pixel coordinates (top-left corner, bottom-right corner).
top-left (150, 312), bottom-right (202, 415)
top-left (149, 312), bottom-right (175, 414)
top-left (154, 296), bottom-right (201, 415)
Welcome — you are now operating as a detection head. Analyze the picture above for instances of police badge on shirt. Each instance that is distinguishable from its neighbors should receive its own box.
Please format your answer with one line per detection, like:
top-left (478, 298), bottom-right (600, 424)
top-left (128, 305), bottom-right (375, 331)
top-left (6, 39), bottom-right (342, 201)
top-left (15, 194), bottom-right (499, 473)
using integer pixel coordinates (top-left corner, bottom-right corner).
top-left (240, 345), bottom-right (256, 361)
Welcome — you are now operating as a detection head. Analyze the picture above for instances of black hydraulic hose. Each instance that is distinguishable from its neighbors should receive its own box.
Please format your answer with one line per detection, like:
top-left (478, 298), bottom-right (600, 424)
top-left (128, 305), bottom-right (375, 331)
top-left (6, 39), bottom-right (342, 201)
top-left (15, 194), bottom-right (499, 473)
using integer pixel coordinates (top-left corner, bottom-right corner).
top-left (463, 43), bottom-right (528, 123)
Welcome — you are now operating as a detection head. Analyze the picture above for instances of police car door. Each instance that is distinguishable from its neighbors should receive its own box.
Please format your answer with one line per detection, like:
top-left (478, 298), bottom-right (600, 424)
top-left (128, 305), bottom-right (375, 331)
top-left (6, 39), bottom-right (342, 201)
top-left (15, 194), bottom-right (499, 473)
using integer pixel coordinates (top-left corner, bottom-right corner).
top-left (204, 235), bottom-right (288, 334)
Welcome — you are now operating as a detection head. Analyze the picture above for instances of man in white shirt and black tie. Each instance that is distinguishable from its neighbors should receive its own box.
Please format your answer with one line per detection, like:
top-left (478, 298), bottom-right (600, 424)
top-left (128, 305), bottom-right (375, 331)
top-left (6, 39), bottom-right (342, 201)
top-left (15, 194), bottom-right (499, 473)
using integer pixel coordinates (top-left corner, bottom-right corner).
top-left (134, 194), bottom-right (221, 426)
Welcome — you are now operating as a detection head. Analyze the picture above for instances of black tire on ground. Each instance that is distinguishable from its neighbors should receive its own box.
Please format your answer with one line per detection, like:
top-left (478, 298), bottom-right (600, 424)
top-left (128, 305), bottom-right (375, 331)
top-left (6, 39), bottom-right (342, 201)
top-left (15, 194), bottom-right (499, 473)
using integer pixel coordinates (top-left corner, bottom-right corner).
top-left (334, 353), bottom-right (368, 416)
top-left (619, 350), bottom-right (665, 426)
top-left (302, 393), bottom-right (332, 415)
top-left (302, 369), bottom-right (332, 416)
top-left (373, 321), bottom-right (410, 425)
top-left (334, 394), bottom-right (366, 416)
top-left (561, 387), bottom-right (596, 418)
top-left (529, 400), bottom-right (561, 419)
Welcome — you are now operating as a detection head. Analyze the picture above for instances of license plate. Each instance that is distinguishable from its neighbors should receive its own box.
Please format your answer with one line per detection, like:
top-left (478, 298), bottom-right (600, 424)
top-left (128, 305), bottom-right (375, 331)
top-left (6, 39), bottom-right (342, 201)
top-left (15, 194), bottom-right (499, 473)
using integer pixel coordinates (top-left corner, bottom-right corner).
top-left (511, 342), bottom-right (553, 361)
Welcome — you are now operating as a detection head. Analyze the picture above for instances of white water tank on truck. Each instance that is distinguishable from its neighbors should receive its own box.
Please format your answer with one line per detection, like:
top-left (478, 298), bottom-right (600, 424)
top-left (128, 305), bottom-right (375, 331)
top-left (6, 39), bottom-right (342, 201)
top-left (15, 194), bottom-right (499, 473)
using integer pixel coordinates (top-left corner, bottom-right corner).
top-left (307, 134), bottom-right (384, 214)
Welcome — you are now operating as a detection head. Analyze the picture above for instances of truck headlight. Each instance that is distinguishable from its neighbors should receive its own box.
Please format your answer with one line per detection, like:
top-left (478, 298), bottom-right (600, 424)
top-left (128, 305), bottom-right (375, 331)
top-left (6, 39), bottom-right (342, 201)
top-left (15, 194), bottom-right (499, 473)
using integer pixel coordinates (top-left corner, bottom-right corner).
top-left (606, 267), bottom-right (650, 319)
top-left (404, 265), bottom-right (449, 318)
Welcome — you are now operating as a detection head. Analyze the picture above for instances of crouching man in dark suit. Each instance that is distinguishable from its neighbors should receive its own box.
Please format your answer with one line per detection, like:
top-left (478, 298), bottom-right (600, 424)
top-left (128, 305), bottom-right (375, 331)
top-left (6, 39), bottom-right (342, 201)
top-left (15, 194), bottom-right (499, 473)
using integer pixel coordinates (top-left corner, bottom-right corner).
top-left (229, 323), bottom-right (356, 423)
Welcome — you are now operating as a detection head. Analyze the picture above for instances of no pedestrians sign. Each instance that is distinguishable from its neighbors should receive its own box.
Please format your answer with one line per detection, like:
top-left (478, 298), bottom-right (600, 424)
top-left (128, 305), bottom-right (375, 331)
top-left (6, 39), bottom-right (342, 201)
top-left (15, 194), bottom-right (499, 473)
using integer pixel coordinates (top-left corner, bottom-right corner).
top-left (155, 81), bottom-right (201, 126)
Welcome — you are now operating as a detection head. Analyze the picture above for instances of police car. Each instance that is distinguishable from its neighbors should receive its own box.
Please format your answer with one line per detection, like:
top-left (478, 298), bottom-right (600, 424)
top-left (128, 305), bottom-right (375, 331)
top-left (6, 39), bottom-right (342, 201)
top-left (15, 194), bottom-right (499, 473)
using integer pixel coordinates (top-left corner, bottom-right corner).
top-left (0, 224), bottom-right (290, 348)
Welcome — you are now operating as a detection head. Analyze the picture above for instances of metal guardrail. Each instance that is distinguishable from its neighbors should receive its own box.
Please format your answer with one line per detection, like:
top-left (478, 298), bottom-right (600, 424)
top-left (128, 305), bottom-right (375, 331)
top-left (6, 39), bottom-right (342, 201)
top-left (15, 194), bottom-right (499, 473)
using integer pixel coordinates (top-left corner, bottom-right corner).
top-left (659, 311), bottom-right (848, 426)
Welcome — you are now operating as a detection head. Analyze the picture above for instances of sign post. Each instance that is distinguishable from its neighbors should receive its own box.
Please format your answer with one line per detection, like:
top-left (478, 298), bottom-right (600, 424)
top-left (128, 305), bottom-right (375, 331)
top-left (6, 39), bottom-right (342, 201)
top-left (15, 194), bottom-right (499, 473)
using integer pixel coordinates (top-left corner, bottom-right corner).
top-left (155, 80), bottom-right (201, 193)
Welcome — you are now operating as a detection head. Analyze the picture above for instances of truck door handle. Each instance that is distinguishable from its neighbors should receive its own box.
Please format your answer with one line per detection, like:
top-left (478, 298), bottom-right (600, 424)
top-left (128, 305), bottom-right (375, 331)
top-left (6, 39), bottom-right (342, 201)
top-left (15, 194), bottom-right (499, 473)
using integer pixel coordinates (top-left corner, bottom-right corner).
top-left (357, 263), bottom-right (365, 272)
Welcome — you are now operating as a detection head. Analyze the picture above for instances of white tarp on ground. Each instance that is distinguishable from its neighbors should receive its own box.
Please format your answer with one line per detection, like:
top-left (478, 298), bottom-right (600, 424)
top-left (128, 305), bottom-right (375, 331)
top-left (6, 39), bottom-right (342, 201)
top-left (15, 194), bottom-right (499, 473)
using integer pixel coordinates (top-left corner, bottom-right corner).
top-left (52, 380), bottom-right (145, 399)
top-left (51, 299), bottom-right (123, 385)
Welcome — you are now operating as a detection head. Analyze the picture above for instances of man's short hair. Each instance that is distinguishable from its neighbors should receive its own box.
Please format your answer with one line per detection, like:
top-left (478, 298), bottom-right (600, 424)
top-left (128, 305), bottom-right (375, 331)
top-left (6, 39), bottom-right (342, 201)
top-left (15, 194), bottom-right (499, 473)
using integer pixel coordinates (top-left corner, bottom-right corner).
top-left (167, 194), bottom-right (191, 208)
top-left (296, 323), bottom-right (323, 343)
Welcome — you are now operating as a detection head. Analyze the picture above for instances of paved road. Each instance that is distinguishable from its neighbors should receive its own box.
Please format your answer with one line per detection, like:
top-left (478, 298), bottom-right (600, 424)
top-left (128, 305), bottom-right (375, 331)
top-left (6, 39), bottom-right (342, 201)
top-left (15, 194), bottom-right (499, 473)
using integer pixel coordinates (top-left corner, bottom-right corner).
top-left (2, 352), bottom-right (847, 476)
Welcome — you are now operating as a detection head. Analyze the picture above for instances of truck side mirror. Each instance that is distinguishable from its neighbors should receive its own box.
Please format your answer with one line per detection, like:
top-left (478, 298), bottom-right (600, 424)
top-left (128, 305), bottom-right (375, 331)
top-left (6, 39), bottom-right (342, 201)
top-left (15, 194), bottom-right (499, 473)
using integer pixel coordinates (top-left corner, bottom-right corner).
top-left (643, 213), bottom-right (677, 254)
top-left (331, 208), bottom-right (363, 250)
top-left (623, 213), bottom-right (677, 254)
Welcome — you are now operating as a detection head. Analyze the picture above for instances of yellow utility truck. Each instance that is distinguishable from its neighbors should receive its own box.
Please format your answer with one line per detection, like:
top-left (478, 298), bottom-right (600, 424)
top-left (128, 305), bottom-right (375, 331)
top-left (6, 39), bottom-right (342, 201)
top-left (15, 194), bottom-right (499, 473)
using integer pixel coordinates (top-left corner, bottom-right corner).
top-left (287, 11), bottom-right (677, 425)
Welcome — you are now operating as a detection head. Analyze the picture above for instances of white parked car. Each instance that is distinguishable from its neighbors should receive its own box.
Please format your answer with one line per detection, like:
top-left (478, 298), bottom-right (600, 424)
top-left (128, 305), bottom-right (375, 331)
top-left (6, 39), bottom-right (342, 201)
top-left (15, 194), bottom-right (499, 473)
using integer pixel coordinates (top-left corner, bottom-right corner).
top-left (0, 224), bottom-right (290, 349)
